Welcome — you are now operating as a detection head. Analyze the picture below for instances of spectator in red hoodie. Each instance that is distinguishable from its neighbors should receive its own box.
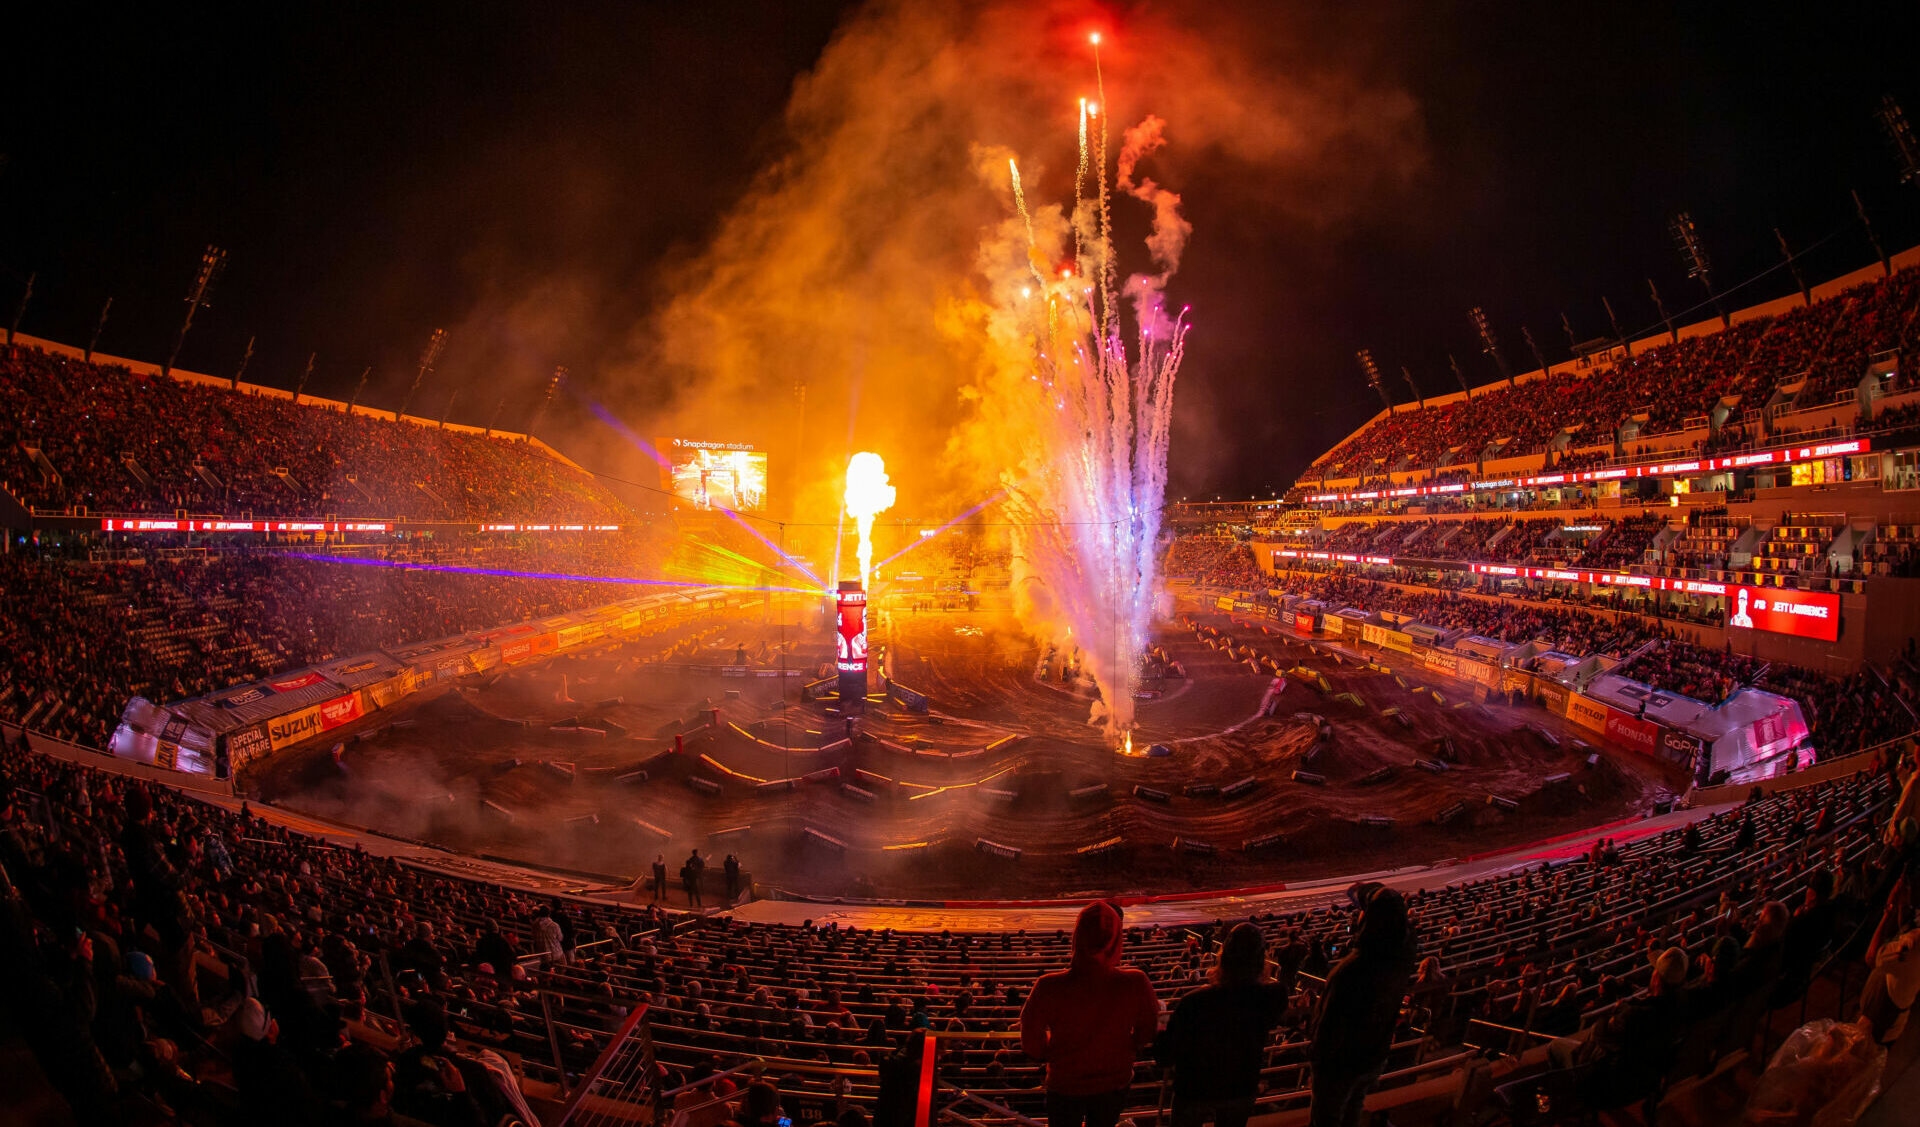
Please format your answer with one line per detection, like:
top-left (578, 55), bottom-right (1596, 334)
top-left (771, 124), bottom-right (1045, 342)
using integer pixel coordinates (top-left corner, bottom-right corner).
top-left (1020, 900), bottom-right (1161, 1127)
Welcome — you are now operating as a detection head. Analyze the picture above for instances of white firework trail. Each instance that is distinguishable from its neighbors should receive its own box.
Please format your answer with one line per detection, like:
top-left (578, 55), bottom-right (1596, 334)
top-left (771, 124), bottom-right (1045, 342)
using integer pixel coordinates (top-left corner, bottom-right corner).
top-left (998, 93), bottom-right (1190, 741)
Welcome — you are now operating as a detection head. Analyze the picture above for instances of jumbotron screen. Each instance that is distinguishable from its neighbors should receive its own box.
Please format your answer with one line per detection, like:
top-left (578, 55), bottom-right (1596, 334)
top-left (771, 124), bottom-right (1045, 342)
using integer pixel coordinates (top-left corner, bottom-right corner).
top-left (660, 439), bottom-right (769, 512)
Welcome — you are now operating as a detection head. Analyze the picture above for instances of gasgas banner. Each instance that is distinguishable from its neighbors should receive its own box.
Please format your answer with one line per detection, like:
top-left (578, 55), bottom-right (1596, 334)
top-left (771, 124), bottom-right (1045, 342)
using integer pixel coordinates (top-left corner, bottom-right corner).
top-left (1727, 586), bottom-right (1841, 642)
top-left (1294, 612), bottom-right (1317, 633)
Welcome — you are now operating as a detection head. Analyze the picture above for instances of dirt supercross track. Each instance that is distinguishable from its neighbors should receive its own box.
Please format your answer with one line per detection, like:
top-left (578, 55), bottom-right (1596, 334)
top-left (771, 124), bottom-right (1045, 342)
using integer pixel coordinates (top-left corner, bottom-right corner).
top-left (248, 601), bottom-right (1669, 900)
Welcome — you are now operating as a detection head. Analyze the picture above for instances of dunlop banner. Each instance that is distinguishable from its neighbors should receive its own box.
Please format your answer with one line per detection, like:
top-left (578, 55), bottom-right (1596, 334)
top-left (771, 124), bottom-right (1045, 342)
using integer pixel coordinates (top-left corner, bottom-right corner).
top-left (1565, 693), bottom-right (1611, 734)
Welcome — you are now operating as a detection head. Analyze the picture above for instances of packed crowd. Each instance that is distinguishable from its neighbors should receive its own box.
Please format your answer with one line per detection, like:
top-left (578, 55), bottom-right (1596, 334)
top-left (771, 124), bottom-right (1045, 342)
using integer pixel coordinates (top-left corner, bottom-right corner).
top-left (1249, 550), bottom-right (1917, 757)
top-left (4, 732), bottom-right (1912, 1126)
top-left (0, 537), bottom-right (664, 748)
top-left (1576, 515), bottom-right (1668, 570)
top-left (0, 348), bottom-right (626, 522)
top-left (1162, 538), bottom-right (1267, 591)
top-left (1260, 571), bottom-right (1670, 659)
top-left (1312, 264), bottom-right (1920, 482)
top-left (1619, 641), bottom-right (1920, 756)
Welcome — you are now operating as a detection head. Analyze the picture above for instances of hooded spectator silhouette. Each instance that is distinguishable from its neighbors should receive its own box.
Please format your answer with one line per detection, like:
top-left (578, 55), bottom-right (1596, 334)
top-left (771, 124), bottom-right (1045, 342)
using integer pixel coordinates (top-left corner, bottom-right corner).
top-left (1309, 884), bottom-right (1416, 1127)
top-left (1020, 900), bottom-right (1160, 1127)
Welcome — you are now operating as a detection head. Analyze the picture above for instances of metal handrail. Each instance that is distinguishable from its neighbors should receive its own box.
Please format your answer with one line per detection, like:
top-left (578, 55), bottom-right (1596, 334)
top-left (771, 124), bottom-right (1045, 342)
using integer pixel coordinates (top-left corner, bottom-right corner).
top-left (550, 1002), bottom-right (651, 1127)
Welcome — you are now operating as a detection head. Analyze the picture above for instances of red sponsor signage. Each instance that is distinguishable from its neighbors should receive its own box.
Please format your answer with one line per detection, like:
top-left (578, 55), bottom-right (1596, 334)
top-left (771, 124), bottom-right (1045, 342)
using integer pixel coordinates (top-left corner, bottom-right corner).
top-left (269, 670), bottom-right (329, 693)
top-left (319, 693), bottom-right (364, 730)
top-left (1604, 709), bottom-right (1660, 757)
top-left (500, 639), bottom-right (535, 663)
top-left (1294, 612), bottom-right (1317, 633)
top-left (837, 587), bottom-right (867, 672)
top-left (1728, 585), bottom-right (1840, 642)
top-left (102, 518), bottom-right (183, 531)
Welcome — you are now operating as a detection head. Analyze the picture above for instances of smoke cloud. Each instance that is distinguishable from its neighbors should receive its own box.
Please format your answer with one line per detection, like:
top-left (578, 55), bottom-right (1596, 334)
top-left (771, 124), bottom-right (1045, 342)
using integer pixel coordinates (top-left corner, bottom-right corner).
top-left (596, 0), bottom-right (1424, 522)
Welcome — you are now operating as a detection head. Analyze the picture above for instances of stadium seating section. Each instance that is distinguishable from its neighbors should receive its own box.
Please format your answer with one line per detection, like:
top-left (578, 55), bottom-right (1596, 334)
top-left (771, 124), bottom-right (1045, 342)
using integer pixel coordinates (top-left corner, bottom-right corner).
top-left (1313, 265), bottom-right (1920, 481)
top-left (3, 733), bottom-right (1910, 1125)
top-left (0, 347), bottom-right (626, 521)
top-left (0, 539), bottom-right (663, 748)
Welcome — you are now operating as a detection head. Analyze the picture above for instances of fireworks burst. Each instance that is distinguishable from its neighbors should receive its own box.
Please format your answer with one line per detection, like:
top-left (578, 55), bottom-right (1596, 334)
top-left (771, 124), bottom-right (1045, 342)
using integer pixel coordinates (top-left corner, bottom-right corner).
top-left (991, 41), bottom-right (1190, 740)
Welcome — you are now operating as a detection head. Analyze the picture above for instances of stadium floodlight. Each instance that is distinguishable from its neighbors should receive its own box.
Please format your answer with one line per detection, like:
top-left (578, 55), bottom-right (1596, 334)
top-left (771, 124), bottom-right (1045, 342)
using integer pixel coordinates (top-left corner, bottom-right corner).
top-left (1774, 228), bottom-right (1811, 305)
top-left (6, 271), bottom-right (34, 346)
top-left (1448, 353), bottom-right (1470, 399)
top-left (1601, 295), bottom-right (1631, 358)
top-left (440, 383), bottom-right (459, 428)
top-left (85, 296), bottom-right (112, 363)
top-left (398, 327), bottom-right (447, 419)
top-left (529, 365), bottom-right (567, 438)
top-left (164, 245), bottom-right (226, 378)
top-left (1468, 307), bottom-right (1513, 387)
top-left (1521, 326), bottom-right (1549, 379)
top-left (1647, 278), bottom-right (1677, 343)
top-left (231, 335), bottom-right (254, 390)
top-left (347, 365), bottom-right (371, 414)
top-left (293, 352), bottom-right (315, 404)
top-left (1562, 311), bottom-right (1585, 365)
top-left (1356, 349), bottom-right (1393, 413)
top-left (1876, 95), bottom-right (1920, 186)
top-left (1853, 189), bottom-right (1891, 277)
top-left (1669, 211), bottom-right (1728, 327)
top-left (1400, 366), bottom-right (1424, 409)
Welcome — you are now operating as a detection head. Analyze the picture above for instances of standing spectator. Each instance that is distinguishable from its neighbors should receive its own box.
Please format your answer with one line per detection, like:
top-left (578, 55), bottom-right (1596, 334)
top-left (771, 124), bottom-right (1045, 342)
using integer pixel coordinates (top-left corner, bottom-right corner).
top-left (725, 854), bottom-right (742, 904)
top-left (1019, 901), bottom-right (1160, 1127)
top-left (686, 850), bottom-right (706, 909)
top-left (1155, 922), bottom-right (1289, 1127)
top-left (1309, 885), bottom-right (1416, 1127)
top-left (531, 907), bottom-right (566, 967)
top-left (651, 854), bottom-right (669, 903)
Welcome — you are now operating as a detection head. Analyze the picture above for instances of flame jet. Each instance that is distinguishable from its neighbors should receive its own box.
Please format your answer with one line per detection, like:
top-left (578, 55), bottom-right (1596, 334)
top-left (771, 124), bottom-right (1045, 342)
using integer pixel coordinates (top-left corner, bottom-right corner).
top-left (843, 451), bottom-right (896, 589)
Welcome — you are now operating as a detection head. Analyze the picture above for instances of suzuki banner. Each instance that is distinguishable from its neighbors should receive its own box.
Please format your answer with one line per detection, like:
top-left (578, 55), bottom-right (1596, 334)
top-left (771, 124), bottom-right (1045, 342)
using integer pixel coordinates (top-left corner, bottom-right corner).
top-left (267, 705), bottom-right (325, 752)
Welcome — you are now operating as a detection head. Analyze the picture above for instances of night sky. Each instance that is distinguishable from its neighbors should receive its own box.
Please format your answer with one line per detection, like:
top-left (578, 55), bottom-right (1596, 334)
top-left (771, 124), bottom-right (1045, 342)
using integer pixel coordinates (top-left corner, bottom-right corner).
top-left (4, 2), bottom-right (1917, 503)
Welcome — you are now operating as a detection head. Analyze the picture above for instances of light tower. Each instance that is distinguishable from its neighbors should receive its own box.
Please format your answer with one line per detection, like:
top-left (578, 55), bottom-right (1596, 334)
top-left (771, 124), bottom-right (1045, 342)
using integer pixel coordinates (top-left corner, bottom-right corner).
top-left (1356, 349), bottom-right (1393, 413)
top-left (1669, 211), bottom-right (1727, 327)
top-left (1876, 94), bottom-right (1920, 186)
top-left (397, 328), bottom-right (447, 420)
top-left (528, 366), bottom-right (566, 438)
top-left (85, 296), bottom-right (112, 363)
top-left (1468, 306), bottom-right (1513, 387)
top-left (165, 245), bottom-right (226, 377)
